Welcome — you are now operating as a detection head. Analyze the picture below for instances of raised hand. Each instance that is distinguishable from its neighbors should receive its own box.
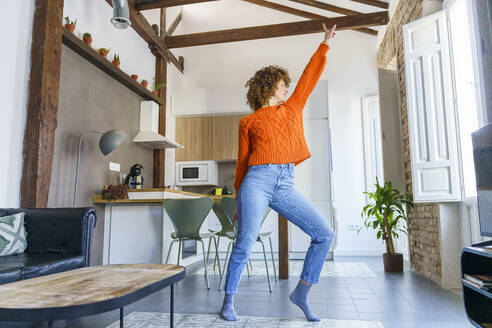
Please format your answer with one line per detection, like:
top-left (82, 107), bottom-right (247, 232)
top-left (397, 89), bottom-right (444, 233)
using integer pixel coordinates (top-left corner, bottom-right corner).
top-left (322, 23), bottom-right (336, 44)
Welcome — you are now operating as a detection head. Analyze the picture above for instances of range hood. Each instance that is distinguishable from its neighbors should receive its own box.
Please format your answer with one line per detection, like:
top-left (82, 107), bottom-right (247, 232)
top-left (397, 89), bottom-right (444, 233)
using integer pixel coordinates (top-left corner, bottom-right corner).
top-left (133, 101), bottom-right (184, 149)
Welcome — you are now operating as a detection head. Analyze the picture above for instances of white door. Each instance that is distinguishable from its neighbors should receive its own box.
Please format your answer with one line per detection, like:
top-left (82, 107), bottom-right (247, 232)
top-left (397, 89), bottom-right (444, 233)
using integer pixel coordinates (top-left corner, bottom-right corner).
top-left (402, 10), bottom-right (461, 202)
top-left (361, 95), bottom-right (384, 197)
top-left (289, 80), bottom-right (334, 260)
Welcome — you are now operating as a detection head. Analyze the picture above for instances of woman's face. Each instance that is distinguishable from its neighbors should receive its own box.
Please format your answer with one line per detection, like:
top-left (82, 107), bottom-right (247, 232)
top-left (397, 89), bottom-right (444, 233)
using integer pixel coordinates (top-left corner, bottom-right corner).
top-left (273, 79), bottom-right (289, 104)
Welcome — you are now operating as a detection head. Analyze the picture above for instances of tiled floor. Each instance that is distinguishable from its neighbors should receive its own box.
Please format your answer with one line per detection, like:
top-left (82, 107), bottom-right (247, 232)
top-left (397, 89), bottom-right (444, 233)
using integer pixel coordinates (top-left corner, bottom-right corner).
top-left (28, 256), bottom-right (472, 328)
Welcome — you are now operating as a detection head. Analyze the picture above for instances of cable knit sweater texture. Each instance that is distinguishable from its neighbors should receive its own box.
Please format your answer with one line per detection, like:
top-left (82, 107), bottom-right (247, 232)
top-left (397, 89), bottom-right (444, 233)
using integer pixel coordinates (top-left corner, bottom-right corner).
top-left (234, 42), bottom-right (330, 199)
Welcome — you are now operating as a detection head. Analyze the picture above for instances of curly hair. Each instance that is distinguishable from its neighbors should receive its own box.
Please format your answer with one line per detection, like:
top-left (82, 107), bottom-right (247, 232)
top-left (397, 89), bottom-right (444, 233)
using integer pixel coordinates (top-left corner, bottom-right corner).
top-left (245, 65), bottom-right (291, 111)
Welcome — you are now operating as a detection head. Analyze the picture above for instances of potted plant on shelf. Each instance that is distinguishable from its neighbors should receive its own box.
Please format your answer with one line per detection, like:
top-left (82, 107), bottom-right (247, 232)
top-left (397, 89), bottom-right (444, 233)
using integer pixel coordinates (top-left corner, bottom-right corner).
top-left (64, 16), bottom-right (77, 33)
top-left (152, 77), bottom-right (166, 96)
top-left (141, 79), bottom-right (148, 88)
top-left (131, 74), bottom-right (138, 81)
top-left (112, 53), bottom-right (120, 68)
top-left (359, 177), bottom-right (413, 273)
top-left (82, 33), bottom-right (92, 47)
top-left (98, 48), bottom-right (110, 58)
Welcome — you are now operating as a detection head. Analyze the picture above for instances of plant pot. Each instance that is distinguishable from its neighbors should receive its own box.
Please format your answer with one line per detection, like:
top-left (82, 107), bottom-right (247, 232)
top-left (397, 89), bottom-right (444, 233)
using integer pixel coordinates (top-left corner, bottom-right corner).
top-left (152, 90), bottom-right (159, 97)
top-left (112, 60), bottom-right (120, 68)
top-left (65, 23), bottom-right (75, 33)
top-left (83, 37), bottom-right (92, 47)
top-left (383, 252), bottom-right (403, 272)
top-left (141, 81), bottom-right (148, 88)
top-left (131, 74), bottom-right (138, 81)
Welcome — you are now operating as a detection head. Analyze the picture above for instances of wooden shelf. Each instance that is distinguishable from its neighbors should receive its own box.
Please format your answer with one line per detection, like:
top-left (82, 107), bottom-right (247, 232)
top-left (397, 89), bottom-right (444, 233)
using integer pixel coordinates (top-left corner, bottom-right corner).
top-left (463, 280), bottom-right (492, 299)
top-left (61, 28), bottom-right (162, 104)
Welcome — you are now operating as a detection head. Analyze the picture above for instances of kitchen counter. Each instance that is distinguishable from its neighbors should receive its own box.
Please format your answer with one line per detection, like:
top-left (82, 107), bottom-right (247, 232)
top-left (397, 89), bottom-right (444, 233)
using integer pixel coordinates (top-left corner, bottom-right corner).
top-left (93, 187), bottom-right (235, 267)
top-left (93, 187), bottom-right (235, 204)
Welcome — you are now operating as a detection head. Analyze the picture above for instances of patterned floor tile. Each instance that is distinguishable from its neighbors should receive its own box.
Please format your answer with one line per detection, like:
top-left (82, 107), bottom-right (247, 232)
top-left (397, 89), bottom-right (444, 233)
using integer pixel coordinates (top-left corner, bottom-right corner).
top-left (105, 312), bottom-right (384, 328)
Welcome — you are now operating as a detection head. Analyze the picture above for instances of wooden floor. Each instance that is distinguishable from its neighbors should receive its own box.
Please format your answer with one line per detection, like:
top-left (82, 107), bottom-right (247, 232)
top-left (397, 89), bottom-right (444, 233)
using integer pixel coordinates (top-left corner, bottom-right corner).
top-left (10, 256), bottom-right (472, 328)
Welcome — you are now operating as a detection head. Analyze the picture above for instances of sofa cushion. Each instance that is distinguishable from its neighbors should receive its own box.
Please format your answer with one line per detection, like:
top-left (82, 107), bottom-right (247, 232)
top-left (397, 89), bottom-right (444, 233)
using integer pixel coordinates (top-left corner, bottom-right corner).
top-left (0, 213), bottom-right (27, 256)
top-left (21, 254), bottom-right (85, 280)
top-left (0, 253), bottom-right (85, 280)
top-left (0, 268), bottom-right (21, 285)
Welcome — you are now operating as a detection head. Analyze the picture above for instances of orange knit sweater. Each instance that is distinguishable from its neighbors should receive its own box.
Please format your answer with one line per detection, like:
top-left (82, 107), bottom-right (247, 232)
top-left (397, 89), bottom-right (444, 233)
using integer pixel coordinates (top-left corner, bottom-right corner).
top-left (234, 42), bottom-right (330, 199)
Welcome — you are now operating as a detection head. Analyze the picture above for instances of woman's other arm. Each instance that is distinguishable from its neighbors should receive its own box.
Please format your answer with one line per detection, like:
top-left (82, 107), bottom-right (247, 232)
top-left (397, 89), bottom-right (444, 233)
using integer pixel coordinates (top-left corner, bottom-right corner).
top-left (234, 117), bottom-right (251, 201)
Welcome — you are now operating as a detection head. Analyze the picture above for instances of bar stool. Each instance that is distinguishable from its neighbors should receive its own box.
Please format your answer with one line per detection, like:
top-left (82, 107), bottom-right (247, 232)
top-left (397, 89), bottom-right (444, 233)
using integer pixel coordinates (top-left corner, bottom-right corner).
top-left (163, 197), bottom-right (218, 289)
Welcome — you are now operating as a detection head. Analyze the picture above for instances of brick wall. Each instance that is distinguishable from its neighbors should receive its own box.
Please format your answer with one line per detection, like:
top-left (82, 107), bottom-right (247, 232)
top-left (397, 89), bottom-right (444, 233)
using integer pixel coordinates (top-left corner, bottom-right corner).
top-left (377, 0), bottom-right (442, 284)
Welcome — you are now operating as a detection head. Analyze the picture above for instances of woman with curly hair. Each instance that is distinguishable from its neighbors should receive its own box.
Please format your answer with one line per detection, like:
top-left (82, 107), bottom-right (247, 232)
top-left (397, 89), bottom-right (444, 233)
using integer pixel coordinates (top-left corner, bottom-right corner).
top-left (220, 23), bottom-right (337, 322)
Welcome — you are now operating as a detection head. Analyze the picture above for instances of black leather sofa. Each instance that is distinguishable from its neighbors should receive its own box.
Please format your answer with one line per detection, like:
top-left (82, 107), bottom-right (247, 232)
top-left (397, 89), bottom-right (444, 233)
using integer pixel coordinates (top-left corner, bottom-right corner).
top-left (0, 207), bottom-right (97, 285)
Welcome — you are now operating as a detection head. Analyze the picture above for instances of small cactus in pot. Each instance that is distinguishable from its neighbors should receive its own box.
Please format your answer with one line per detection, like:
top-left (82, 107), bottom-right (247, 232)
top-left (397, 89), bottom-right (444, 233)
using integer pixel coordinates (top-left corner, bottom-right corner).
top-left (112, 53), bottom-right (120, 68)
top-left (82, 32), bottom-right (92, 47)
top-left (98, 48), bottom-right (110, 58)
top-left (152, 77), bottom-right (166, 96)
top-left (141, 79), bottom-right (148, 88)
top-left (64, 16), bottom-right (77, 33)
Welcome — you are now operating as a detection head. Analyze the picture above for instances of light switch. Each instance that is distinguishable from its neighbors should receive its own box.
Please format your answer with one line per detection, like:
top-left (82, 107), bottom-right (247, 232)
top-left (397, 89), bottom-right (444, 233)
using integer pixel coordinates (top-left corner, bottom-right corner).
top-left (109, 162), bottom-right (120, 172)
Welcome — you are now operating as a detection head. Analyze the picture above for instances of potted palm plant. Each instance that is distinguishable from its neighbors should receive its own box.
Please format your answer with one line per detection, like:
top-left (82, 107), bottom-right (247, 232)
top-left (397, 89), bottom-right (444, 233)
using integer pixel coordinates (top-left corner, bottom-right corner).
top-left (359, 177), bottom-right (413, 272)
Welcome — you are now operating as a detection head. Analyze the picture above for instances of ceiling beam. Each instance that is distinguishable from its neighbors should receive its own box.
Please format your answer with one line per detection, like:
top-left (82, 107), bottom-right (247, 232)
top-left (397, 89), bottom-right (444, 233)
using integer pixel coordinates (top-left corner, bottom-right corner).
top-left (135, 0), bottom-right (218, 10)
top-left (104, 0), bottom-right (184, 73)
top-left (288, 0), bottom-right (370, 16)
top-left (166, 11), bottom-right (388, 48)
top-left (242, 0), bottom-right (377, 36)
top-left (349, 0), bottom-right (389, 9)
top-left (167, 10), bottom-right (182, 35)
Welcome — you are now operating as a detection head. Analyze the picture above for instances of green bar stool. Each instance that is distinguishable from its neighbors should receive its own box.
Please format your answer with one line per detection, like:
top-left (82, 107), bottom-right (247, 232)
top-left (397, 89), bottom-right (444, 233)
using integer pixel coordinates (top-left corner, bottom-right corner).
top-left (163, 197), bottom-right (218, 289)
top-left (215, 197), bottom-right (276, 292)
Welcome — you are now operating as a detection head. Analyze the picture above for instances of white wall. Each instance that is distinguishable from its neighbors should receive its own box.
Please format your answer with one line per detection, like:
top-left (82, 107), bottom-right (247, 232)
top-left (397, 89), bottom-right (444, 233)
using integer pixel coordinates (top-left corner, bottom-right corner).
top-left (63, 0), bottom-right (156, 87)
top-left (164, 1), bottom-right (386, 256)
top-left (0, 2), bottom-right (35, 207)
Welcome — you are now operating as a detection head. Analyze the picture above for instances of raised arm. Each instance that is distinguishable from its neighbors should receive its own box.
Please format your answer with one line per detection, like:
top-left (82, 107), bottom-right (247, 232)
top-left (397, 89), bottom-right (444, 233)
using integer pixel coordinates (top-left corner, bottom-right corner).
top-left (285, 23), bottom-right (336, 111)
top-left (234, 117), bottom-right (251, 200)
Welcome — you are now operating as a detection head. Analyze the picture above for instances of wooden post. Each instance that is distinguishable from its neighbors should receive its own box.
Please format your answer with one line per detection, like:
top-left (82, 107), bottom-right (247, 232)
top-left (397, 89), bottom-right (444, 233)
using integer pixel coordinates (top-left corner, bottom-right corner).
top-left (153, 8), bottom-right (167, 187)
top-left (278, 214), bottom-right (289, 279)
top-left (21, 0), bottom-right (64, 208)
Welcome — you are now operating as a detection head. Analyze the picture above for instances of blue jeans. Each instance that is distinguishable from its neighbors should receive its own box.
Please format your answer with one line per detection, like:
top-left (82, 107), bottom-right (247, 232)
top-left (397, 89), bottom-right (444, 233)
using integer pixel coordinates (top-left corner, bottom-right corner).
top-left (224, 163), bottom-right (335, 294)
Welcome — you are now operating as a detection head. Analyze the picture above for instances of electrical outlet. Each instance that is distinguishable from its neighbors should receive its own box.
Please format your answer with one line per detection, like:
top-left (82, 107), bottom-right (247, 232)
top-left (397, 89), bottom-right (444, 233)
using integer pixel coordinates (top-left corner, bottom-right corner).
top-left (109, 162), bottom-right (120, 172)
top-left (348, 224), bottom-right (360, 231)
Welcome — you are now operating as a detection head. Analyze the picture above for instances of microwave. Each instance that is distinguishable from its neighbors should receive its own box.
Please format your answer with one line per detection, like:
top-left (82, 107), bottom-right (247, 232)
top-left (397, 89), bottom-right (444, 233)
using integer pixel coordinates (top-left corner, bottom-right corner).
top-left (175, 160), bottom-right (219, 186)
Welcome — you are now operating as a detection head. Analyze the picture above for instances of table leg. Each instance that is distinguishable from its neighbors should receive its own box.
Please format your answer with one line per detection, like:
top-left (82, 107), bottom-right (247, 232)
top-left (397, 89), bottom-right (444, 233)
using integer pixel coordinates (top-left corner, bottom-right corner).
top-left (170, 284), bottom-right (174, 328)
top-left (278, 214), bottom-right (289, 279)
top-left (120, 307), bottom-right (124, 328)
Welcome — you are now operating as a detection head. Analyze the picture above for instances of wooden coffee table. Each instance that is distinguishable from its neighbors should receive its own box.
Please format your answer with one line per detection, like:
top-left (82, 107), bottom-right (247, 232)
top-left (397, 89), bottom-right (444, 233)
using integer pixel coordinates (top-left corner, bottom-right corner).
top-left (0, 264), bottom-right (185, 328)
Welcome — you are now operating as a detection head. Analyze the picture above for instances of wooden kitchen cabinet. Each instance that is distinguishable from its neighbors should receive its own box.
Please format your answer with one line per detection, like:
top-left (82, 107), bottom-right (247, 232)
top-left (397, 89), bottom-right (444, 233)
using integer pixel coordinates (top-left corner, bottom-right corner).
top-left (212, 115), bottom-right (246, 161)
top-left (175, 117), bottom-right (212, 161)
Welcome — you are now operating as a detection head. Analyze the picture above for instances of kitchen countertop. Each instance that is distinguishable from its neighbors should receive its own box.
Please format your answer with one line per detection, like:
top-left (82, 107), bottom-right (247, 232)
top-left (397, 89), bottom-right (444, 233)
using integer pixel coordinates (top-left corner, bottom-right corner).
top-left (93, 187), bottom-right (235, 204)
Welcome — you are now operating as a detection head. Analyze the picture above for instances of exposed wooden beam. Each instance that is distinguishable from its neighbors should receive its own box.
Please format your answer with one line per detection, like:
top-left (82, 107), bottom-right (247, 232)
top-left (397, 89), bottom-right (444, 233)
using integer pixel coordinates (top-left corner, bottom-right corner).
top-left (349, 0), bottom-right (389, 9)
top-left (288, 0), bottom-right (379, 17)
top-left (21, 0), bottom-right (64, 208)
top-left (167, 10), bottom-right (182, 36)
top-left (135, 0), bottom-right (218, 10)
top-left (104, 0), bottom-right (184, 73)
top-left (166, 11), bottom-right (388, 48)
top-left (243, 0), bottom-right (377, 36)
top-left (153, 7), bottom-right (167, 188)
